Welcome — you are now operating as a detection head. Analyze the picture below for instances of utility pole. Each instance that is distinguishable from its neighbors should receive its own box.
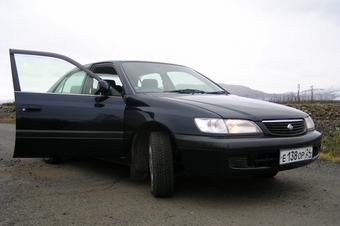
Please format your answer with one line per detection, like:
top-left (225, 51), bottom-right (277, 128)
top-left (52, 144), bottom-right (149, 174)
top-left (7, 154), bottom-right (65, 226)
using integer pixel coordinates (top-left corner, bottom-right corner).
top-left (310, 85), bottom-right (314, 101)
top-left (297, 84), bottom-right (300, 101)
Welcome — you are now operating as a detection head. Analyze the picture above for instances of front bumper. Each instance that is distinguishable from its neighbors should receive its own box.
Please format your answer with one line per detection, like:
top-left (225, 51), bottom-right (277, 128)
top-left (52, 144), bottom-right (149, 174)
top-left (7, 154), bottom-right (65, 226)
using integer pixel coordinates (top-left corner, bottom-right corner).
top-left (174, 130), bottom-right (322, 176)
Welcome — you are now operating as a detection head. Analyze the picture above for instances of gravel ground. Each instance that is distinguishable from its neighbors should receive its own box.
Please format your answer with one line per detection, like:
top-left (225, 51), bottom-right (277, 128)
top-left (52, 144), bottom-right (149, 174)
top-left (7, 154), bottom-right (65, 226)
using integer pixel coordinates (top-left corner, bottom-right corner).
top-left (1, 122), bottom-right (340, 226)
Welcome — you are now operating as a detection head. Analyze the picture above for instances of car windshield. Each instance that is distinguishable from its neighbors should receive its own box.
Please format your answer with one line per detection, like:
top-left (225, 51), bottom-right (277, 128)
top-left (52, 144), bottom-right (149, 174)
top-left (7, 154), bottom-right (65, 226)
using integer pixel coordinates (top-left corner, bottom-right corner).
top-left (121, 62), bottom-right (225, 94)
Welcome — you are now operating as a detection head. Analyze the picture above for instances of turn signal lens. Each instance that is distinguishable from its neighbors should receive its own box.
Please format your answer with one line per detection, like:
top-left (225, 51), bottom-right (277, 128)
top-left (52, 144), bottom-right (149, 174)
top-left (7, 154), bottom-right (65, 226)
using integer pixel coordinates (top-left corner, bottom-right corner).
top-left (305, 116), bottom-right (315, 130)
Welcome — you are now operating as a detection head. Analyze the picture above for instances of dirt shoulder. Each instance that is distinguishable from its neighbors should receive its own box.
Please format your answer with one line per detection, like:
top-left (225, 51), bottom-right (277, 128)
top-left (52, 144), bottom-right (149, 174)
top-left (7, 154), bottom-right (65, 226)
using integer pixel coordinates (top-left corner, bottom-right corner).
top-left (0, 105), bottom-right (15, 122)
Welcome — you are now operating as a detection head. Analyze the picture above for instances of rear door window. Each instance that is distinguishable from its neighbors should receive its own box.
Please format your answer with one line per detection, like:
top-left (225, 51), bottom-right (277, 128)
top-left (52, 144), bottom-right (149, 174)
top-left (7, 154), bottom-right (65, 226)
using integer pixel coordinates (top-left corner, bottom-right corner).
top-left (53, 71), bottom-right (87, 94)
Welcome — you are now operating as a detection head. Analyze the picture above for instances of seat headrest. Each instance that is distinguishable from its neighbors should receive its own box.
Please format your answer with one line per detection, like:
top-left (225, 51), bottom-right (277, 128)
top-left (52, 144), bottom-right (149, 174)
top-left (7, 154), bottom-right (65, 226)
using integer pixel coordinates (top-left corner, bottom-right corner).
top-left (142, 79), bottom-right (158, 88)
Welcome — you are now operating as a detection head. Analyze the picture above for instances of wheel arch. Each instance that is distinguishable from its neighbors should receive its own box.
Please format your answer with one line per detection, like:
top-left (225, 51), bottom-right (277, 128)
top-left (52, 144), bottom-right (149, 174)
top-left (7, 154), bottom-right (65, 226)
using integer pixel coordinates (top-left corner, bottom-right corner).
top-left (129, 121), bottom-right (179, 180)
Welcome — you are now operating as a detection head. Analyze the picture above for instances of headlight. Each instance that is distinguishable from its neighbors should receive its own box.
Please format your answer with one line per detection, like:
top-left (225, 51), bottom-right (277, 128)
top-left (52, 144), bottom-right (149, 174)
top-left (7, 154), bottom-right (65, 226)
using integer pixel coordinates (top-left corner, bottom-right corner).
top-left (194, 118), bottom-right (227, 133)
top-left (305, 116), bottom-right (315, 130)
top-left (194, 118), bottom-right (262, 134)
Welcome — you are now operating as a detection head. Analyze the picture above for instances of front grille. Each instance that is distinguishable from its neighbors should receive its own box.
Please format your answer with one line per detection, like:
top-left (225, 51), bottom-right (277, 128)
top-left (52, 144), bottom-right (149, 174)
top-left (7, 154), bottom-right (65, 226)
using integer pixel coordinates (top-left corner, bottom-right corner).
top-left (262, 119), bottom-right (305, 136)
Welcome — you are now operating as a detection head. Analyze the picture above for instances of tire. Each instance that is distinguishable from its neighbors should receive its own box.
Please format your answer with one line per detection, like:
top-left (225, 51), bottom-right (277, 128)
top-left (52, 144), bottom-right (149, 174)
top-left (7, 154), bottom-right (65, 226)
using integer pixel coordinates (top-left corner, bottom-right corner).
top-left (43, 157), bottom-right (62, 164)
top-left (256, 171), bottom-right (278, 178)
top-left (149, 131), bottom-right (174, 197)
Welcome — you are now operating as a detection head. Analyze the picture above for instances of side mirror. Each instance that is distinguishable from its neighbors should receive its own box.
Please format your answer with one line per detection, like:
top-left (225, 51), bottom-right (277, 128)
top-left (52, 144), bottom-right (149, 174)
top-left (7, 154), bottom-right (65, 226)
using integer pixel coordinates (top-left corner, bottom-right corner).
top-left (98, 80), bottom-right (110, 94)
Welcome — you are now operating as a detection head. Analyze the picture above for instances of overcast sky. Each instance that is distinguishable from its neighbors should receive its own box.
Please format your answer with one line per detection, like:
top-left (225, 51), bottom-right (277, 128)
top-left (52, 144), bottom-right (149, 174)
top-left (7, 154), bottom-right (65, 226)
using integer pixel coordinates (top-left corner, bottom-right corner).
top-left (1, 0), bottom-right (340, 101)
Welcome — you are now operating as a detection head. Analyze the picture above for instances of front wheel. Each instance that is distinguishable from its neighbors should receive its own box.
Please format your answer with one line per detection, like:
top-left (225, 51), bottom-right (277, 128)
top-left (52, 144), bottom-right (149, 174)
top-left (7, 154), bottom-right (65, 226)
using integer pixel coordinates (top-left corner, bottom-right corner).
top-left (149, 131), bottom-right (174, 197)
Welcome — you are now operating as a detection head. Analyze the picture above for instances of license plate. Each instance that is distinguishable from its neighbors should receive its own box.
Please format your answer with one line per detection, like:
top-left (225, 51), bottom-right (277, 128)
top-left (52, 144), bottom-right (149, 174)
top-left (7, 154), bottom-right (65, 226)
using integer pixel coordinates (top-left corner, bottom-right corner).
top-left (280, 146), bottom-right (313, 165)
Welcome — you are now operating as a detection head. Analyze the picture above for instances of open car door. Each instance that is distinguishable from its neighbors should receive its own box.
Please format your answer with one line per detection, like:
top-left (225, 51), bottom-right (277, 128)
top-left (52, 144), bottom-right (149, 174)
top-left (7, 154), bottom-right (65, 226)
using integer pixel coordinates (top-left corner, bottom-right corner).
top-left (10, 49), bottom-right (125, 158)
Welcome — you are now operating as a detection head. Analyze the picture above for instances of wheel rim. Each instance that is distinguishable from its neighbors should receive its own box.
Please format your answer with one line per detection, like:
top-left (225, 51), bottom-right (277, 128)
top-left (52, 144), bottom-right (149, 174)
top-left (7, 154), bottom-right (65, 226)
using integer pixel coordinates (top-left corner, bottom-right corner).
top-left (149, 144), bottom-right (154, 192)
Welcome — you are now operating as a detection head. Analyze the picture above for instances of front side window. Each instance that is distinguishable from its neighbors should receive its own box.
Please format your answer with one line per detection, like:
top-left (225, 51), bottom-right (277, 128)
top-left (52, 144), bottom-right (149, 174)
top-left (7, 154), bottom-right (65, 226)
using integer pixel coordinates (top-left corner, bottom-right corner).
top-left (14, 54), bottom-right (102, 95)
top-left (14, 54), bottom-right (76, 93)
top-left (91, 65), bottom-right (123, 94)
top-left (94, 74), bottom-right (123, 87)
top-left (53, 71), bottom-right (87, 94)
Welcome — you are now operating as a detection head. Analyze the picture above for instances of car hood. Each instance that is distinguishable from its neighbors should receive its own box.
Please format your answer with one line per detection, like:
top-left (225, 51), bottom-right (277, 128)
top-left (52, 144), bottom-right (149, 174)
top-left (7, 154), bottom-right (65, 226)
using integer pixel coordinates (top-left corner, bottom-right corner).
top-left (154, 94), bottom-right (307, 121)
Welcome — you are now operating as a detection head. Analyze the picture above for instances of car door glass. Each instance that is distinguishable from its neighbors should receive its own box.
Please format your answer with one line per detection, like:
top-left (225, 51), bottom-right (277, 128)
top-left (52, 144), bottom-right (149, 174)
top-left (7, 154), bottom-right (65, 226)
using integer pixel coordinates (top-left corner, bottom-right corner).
top-left (94, 74), bottom-right (123, 86)
top-left (14, 54), bottom-right (78, 93)
top-left (53, 71), bottom-right (87, 94)
top-left (93, 73), bottom-right (123, 94)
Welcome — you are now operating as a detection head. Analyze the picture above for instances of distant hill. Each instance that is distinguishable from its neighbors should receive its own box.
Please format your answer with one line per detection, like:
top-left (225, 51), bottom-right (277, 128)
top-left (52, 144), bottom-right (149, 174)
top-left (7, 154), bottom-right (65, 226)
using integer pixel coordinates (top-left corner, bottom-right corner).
top-left (218, 83), bottom-right (340, 101)
top-left (219, 83), bottom-right (271, 100)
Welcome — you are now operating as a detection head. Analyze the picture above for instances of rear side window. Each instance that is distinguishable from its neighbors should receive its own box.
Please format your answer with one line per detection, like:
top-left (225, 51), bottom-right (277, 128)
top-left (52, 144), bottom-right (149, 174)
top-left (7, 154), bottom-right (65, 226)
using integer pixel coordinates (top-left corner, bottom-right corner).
top-left (53, 71), bottom-right (87, 94)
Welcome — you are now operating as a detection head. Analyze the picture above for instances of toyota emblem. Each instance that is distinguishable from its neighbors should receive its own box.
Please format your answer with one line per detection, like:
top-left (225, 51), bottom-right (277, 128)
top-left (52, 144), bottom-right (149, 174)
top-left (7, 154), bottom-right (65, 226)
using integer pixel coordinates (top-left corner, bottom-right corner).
top-left (287, 124), bottom-right (294, 130)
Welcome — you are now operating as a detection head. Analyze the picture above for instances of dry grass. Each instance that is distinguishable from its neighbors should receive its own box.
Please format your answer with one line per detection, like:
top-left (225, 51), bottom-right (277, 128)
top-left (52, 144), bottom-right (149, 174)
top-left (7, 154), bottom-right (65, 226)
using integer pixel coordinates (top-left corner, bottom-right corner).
top-left (320, 129), bottom-right (340, 162)
top-left (319, 153), bottom-right (340, 162)
top-left (1, 102), bottom-right (15, 106)
top-left (0, 117), bottom-right (16, 122)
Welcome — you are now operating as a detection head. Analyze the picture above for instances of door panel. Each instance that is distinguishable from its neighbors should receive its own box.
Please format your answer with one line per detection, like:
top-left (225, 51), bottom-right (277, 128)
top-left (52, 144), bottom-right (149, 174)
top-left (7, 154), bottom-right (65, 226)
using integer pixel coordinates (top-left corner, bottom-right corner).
top-left (10, 49), bottom-right (125, 158)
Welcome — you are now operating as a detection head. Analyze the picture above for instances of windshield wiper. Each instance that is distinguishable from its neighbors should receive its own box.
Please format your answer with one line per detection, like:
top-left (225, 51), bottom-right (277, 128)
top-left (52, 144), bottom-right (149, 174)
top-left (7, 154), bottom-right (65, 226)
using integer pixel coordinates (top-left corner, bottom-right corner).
top-left (166, 89), bottom-right (228, 94)
top-left (166, 89), bottom-right (206, 94)
top-left (205, 90), bottom-right (228, 94)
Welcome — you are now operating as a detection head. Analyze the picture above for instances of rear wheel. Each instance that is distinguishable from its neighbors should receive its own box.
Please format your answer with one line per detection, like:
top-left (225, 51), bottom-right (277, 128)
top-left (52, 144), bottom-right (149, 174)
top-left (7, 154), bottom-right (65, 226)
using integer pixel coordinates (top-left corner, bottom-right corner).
top-left (43, 157), bottom-right (62, 164)
top-left (149, 131), bottom-right (174, 197)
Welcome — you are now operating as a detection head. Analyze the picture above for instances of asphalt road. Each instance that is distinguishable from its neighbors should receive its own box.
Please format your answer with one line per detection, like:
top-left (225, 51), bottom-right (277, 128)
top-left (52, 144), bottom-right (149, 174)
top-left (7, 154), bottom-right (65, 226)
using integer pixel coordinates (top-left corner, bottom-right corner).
top-left (1, 122), bottom-right (339, 226)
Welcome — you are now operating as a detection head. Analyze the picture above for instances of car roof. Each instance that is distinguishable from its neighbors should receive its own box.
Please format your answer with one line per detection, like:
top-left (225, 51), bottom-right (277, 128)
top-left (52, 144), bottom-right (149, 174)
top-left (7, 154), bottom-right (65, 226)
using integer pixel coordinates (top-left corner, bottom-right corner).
top-left (84, 60), bottom-right (186, 68)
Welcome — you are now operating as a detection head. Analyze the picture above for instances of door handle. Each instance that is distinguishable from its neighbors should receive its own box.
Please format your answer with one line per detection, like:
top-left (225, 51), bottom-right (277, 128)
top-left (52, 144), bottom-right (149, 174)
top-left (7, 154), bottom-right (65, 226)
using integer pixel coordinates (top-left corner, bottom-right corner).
top-left (22, 105), bottom-right (41, 112)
